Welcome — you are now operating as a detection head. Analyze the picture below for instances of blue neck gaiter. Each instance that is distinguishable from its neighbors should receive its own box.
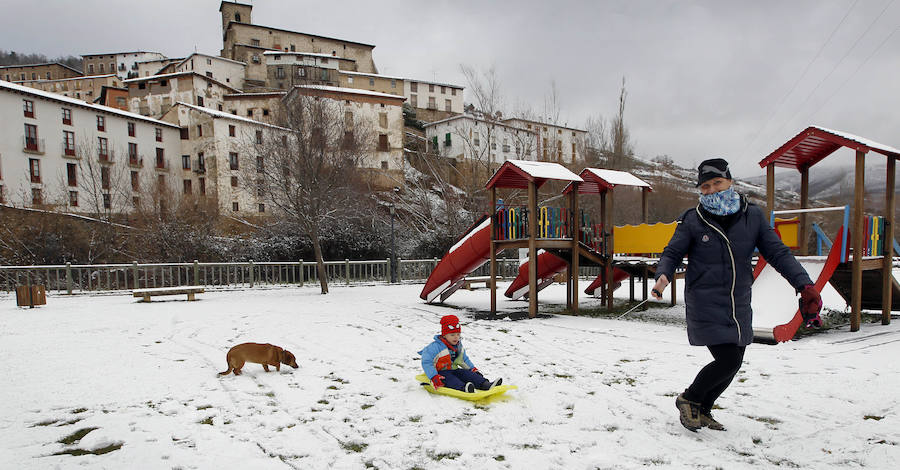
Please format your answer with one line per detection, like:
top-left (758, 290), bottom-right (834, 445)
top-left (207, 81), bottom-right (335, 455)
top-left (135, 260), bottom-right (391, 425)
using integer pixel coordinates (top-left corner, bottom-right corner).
top-left (699, 187), bottom-right (741, 216)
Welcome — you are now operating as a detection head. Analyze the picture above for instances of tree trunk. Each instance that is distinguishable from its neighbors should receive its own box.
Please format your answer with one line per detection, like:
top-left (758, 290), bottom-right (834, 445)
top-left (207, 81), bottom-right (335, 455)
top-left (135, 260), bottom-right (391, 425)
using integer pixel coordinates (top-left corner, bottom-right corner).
top-left (310, 228), bottom-right (329, 294)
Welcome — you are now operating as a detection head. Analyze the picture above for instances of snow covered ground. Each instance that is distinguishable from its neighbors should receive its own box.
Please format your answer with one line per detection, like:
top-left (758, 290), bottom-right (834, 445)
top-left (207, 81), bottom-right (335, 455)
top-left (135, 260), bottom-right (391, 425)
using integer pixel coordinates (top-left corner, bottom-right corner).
top-left (1, 281), bottom-right (898, 469)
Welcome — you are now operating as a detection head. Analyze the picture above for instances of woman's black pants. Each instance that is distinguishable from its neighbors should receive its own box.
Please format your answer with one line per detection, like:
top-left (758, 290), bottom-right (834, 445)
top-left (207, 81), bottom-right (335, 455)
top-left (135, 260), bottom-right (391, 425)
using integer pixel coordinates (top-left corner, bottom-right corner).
top-left (683, 343), bottom-right (746, 412)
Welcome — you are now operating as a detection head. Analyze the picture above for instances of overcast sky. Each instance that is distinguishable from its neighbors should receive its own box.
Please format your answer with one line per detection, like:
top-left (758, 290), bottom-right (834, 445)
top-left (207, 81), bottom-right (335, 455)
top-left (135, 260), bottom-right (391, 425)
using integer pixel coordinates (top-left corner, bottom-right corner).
top-left (3, 0), bottom-right (899, 177)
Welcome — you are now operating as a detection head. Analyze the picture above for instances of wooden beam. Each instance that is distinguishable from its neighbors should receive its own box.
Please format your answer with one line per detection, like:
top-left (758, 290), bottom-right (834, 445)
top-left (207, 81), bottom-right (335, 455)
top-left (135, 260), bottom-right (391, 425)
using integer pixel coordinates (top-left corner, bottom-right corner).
top-left (883, 156), bottom-right (895, 325)
top-left (851, 150), bottom-right (865, 332)
top-left (600, 192), bottom-right (607, 305)
top-left (641, 188), bottom-right (649, 223)
top-left (766, 163), bottom-right (775, 217)
top-left (606, 190), bottom-right (615, 311)
top-left (490, 187), bottom-right (497, 315)
top-left (800, 166), bottom-right (809, 256)
top-left (571, 183), bottom-right (580, 313)
top-left (528, 180), bottom-right (538, 318)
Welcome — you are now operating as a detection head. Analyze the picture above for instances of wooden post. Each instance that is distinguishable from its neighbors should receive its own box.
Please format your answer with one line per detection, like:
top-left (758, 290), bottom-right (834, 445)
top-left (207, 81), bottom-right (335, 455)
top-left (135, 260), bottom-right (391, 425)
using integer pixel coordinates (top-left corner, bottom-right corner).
top-left (670, 273), bottom-right (677, 306)
top-left (606, 189), bottom-right (615, 311)
top-left (299, 259), bottom-right (304, 287)
top-left (599, 192), bottom-right (607, 305)
top-left (193, 260), bottom-right (200, 287)
top-left (851, 150), bottom-right (865, 332)
top-left (490, 186), bottom-right (497, 315)
top-left (766, 163), bottom-right (775, 218)
top-left (642, 266), bottom-right (649, 301)
top-left (249, 260), bottom-right (255, 288)
top-left (800, 166), bottom-right (809, 256)
top-left (571, 184), bottom-right (580, 313)
top-left (65, 262), bottom-right (73, 295)
top-left (641, 188), bottom-right (649, 224)
top-left (528, 180), bottom-right (538, 318)
top-left (882, 156), bottom-right (895, 325)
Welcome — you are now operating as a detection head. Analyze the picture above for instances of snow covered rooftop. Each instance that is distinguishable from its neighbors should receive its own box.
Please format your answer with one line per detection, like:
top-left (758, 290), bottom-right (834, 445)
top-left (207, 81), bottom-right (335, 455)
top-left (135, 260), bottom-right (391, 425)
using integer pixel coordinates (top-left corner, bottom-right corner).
top-left (0, 79), bottom-right (179, 128)
top-left (122, 72), bottom-right (240, 93)
top-left (291, 85), bottom-right (406, 101)
top-left (486, 159), bottom-right (583, 190)
top-left (568, 168), bottom-right (653, 194)
top-left (759, 125), bottom-right (900, 170)
top-left (340, 70), bottom-right (463, 89)
top-left (173, 102), bottom-right (291, 131)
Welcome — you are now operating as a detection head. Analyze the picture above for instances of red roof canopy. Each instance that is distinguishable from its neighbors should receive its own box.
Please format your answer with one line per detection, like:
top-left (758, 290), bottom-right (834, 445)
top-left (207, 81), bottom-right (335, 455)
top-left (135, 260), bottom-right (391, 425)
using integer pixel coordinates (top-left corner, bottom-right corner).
top-left (485, 160), bottom-right (582, 190)
top-left (563, 168), bottom-right (653, 195)
top-left (758, 126), bottom-right (900, 170)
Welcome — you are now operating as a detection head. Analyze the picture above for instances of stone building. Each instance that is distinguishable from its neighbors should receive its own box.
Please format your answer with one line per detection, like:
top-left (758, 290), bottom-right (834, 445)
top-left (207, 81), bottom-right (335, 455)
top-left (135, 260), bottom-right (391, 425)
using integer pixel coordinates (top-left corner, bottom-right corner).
top-left (223, 91), bottom-right (286, 125)
top-left (0, 80), bottom-right (181, 211)
top-left (501, 118), bottom-right (587, 164)
top-left (218, 1), bottom-right (375, 88)
top-left (135, 57), bottom-right (184, 78)
top-left (123, 72), bottom-right (240, 118)
top-left (14, 74), bottom-right (121, 103)
top-left (82, 51), bottom-right (166, 80)
top-left (284, 85), bottom-right (406, 189)
top-left (335, 72), bottom-right (464, 122)
top-left (264, 51), bottom-right (355, 90)
top-left (1, 63), bottom-right (82, 82)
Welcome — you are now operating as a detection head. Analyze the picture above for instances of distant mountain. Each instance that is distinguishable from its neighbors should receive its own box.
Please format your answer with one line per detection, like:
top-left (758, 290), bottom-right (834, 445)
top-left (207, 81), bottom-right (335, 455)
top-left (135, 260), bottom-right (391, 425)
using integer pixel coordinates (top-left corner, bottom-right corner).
top-left (744, 162), bottom-right (898, 200)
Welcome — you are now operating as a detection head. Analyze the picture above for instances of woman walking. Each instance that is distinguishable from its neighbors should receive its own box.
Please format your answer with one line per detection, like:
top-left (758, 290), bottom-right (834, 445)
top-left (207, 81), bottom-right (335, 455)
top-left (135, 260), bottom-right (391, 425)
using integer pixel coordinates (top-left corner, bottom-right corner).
top-left (652, 158), bottom-right (822, 431)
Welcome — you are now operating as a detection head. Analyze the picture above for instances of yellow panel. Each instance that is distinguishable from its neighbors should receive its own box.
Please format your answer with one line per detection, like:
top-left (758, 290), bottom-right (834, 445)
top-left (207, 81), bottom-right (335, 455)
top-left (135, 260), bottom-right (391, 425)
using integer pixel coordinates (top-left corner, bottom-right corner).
top-left (773, 217), bottom-right (799, 249)
top-left (613, 222), bottom-right (678, 254)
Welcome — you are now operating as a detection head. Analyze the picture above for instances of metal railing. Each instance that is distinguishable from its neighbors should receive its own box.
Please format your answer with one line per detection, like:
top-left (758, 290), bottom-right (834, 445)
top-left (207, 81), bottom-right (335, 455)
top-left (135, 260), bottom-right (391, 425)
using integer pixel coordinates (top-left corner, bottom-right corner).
top-left (0, 257), bottom-right (613, 295)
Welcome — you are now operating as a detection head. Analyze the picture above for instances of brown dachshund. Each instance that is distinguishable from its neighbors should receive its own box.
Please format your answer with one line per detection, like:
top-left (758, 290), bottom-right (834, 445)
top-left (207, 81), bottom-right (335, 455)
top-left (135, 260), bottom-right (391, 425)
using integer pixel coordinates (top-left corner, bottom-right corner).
top-left (218, 343), bottom-right (299, 376)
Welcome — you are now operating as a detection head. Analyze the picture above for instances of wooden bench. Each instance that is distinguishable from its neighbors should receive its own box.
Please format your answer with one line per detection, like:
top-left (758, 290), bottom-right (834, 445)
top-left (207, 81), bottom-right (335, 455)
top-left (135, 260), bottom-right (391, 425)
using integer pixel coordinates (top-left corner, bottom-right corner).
top-left (133, 286), bottom-right (205, 302)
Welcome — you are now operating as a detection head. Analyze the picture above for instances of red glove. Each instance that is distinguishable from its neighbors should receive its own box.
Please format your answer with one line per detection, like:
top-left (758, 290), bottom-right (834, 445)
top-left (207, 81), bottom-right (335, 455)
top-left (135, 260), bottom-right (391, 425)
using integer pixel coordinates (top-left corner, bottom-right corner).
top-left (430, 375), bottom-right (444, 388)
top-left (799, 285), bottom-right (823, 327)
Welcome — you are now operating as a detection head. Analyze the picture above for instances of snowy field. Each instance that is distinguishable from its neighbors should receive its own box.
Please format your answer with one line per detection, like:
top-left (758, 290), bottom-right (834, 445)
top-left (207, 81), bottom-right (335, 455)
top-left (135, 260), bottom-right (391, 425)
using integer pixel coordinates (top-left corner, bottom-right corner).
top-left (1, 281), bottom-right (898, 469)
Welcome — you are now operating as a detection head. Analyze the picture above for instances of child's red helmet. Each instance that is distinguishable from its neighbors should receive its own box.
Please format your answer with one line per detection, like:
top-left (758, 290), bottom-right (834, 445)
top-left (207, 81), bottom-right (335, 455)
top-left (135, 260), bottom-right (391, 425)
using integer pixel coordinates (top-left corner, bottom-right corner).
top-left (440, 315), bottom-right (461, 335)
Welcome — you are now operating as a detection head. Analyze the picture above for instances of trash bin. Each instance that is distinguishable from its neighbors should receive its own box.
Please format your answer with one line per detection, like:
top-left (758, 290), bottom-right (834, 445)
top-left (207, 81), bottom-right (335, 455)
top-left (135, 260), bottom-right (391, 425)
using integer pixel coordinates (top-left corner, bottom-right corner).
top-left (15, 284), bottom-right (46, 308)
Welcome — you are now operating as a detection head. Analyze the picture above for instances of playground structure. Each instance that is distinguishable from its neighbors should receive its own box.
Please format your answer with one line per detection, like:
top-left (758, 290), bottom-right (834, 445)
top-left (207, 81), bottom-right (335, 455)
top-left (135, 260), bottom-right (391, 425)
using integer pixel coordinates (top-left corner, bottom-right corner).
top-left (759, 125), bottom-right (900, 332)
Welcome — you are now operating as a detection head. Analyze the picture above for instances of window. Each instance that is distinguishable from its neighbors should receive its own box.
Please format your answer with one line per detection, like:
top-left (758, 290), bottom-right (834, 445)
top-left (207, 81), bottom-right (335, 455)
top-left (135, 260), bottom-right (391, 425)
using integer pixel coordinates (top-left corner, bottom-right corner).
top-left (247, 109), bottom-right (253, 117)
top-left (69, 191), bottom-right (78, 207)
top-left (231, 176), bottom-right (238, 187)
top-left (160, 79), bottom-right (168, 87)
top-left (102, 193), bottom-right (111, 209)
top-left (88, 64), bottom-right (94, 74)
top-left (98, 137), bottom-right (109, 161)
top-left (127, 122), bottom-right (135, 137)
top-left (64, 131), bottom-right (75, 156)
top-left (410, 94), bottom-right (417, 107)
top-left (391, 80), bottom-right (396, 89)
top-left (381, 161), bottom-right (388, 170)
top-left (138, 82), bottom-right (146, 90)
top-left (126, 143), bottom-right (138, 165)
top-left (428, 97), bottom-right (436, 109)
top-left (445, 99), bottom-right (452, 112)
top-left (378, 134), bottom-right (389, 151)
top-left (429, 84), bottom-right (435, 92)
top-left (183, 179), bottom-right (192, 194)
top-left (441, 86), bottom-right (446, 94)
top-left (199, 177), bottom-right (206, 195)
top-left (258, 203), bottom-right (265, 213)
top-left (67, 163), bottom-right (77, 186)
top-left (32, 188), bottom-right (42, 205)
top-left (229, 125), bottom-right (236, 137)
top-left (180, 127), bottom-right (189, 140)
top-left (263, 109), bottom-right (269, 116)
top-left (197, 96), bottom-right (204, 107)
top-left (474, 132), bottom-right (480, 147)
top-left (155, 128), bottom-right (162, 142)
top-left (182, 155), bottom-right (191, 170)
top-left (31, 72), bottom-right (36, 80)
top-left (379, 112), bottom-right (387, 128)
top-left (230, 152), bottom-right (239, 170)
top-left (23, 100), bottom-right (34, 118)
top-left (205, 71), bottom-right (213, 78)
top-left (276, 66), bottom-right (285, 79)
top-left (256, 156), bottom-right (264, 173)
top-left (131, 171), bottom-right (139, 191)
top-left (369, 78), bottom-right (375, 86)
top-left (451, 88), bottom-right (457, 96)
top-left (251, 38), bottom-right (260, 46)
top-left (197, 152), bottom-right (205, 171)
top-left (232, 201), bottom-right (239, 211)
top-left (444, 133), bottom-right (452, 147)
top-left (156, 148), bottom-right (165, 169)
top-left (255, 130), bottom-right (263, 144)
top-left (410, 82), bottom-right (417, 92)
top-left (109, 63), bottom-right (114, 73)
top-left (24, 124), bottom-right (39, 151)
top-left (101, 167), bottom-right (110, 189)
top-left (503, 138), bottom-right (510, 153)
top-left (99, 63), bottom-right (104, 73)
top-left (96, 115), bottom-right (105, 131)
top-left (196, 124), bottom-right (202, 137)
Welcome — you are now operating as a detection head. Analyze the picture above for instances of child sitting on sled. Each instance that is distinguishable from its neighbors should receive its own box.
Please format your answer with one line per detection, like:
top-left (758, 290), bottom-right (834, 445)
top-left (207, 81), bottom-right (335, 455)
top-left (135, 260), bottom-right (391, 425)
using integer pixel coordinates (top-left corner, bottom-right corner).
top-left (419, 315), bottom-right (502, 393)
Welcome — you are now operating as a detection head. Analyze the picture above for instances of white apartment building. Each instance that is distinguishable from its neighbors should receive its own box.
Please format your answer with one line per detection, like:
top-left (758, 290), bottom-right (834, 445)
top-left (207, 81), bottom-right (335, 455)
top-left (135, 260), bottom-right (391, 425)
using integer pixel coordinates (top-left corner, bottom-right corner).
top-left (135, 57), bottom-right (184, 78)
top-left (0, 80), bottom-right (181, 211)
top-left (123, 72), bottom-right (240, 118)
top-left (159, 102), bottom-right (290, 216)
top-left (405, 78), bottom-right (464, 115)
top-left (82, 51), bottom-right (166, 80)
top-left (501, 118), bottom-right (588, 164)
top-left (424, 115), bottom-right (539, 165)
top-left (173, 53), bottom-right (246, 90)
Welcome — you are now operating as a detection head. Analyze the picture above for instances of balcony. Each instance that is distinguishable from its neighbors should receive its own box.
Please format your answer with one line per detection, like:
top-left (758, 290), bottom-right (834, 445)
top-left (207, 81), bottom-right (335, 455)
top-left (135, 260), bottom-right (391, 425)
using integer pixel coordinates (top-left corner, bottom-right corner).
top-left (194, 160), bottom-right (206, 174)
top-left (61, 142), bottom-right (78, 158)
top-left (154, 158), bottom-right (170, 172)
top-left (128, 155), bottom-right (144, 168)
top-left (23, 136), bottom-right (45, 154)
top-left (98, 150), bottom-right (114, 164)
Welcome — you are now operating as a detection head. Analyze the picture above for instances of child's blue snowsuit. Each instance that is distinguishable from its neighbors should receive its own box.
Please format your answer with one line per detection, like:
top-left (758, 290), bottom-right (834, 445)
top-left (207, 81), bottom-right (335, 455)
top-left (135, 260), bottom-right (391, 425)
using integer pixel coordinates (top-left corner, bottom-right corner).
top-left (419, 335), bottom-right (488, 391)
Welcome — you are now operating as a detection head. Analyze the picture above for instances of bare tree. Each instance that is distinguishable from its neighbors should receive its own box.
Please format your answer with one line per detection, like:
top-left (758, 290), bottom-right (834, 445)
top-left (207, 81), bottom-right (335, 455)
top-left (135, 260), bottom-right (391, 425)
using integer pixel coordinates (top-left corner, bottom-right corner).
top-left (609, 76), bottom-right (634, 169)
top-left (245, 92), bottom-right (373, 294)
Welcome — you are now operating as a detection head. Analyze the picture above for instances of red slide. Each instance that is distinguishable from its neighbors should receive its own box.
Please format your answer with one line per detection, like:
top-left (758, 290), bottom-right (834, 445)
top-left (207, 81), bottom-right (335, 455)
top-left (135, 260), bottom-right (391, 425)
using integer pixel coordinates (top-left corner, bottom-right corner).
top-left (504, 251), bottom-right (568, 300)
top-left (420, 215), bottom-right (500, 303)
top-left (751, 228), bottom-right (847, 342)
top-left (583, 269), bottom-right (630, 296)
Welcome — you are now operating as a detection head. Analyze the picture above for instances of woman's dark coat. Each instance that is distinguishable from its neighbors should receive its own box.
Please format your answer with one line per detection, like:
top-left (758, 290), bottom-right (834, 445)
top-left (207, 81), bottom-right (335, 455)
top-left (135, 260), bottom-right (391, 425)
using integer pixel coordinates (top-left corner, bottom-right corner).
top-left (655, 197), bottom-right (813, 346)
